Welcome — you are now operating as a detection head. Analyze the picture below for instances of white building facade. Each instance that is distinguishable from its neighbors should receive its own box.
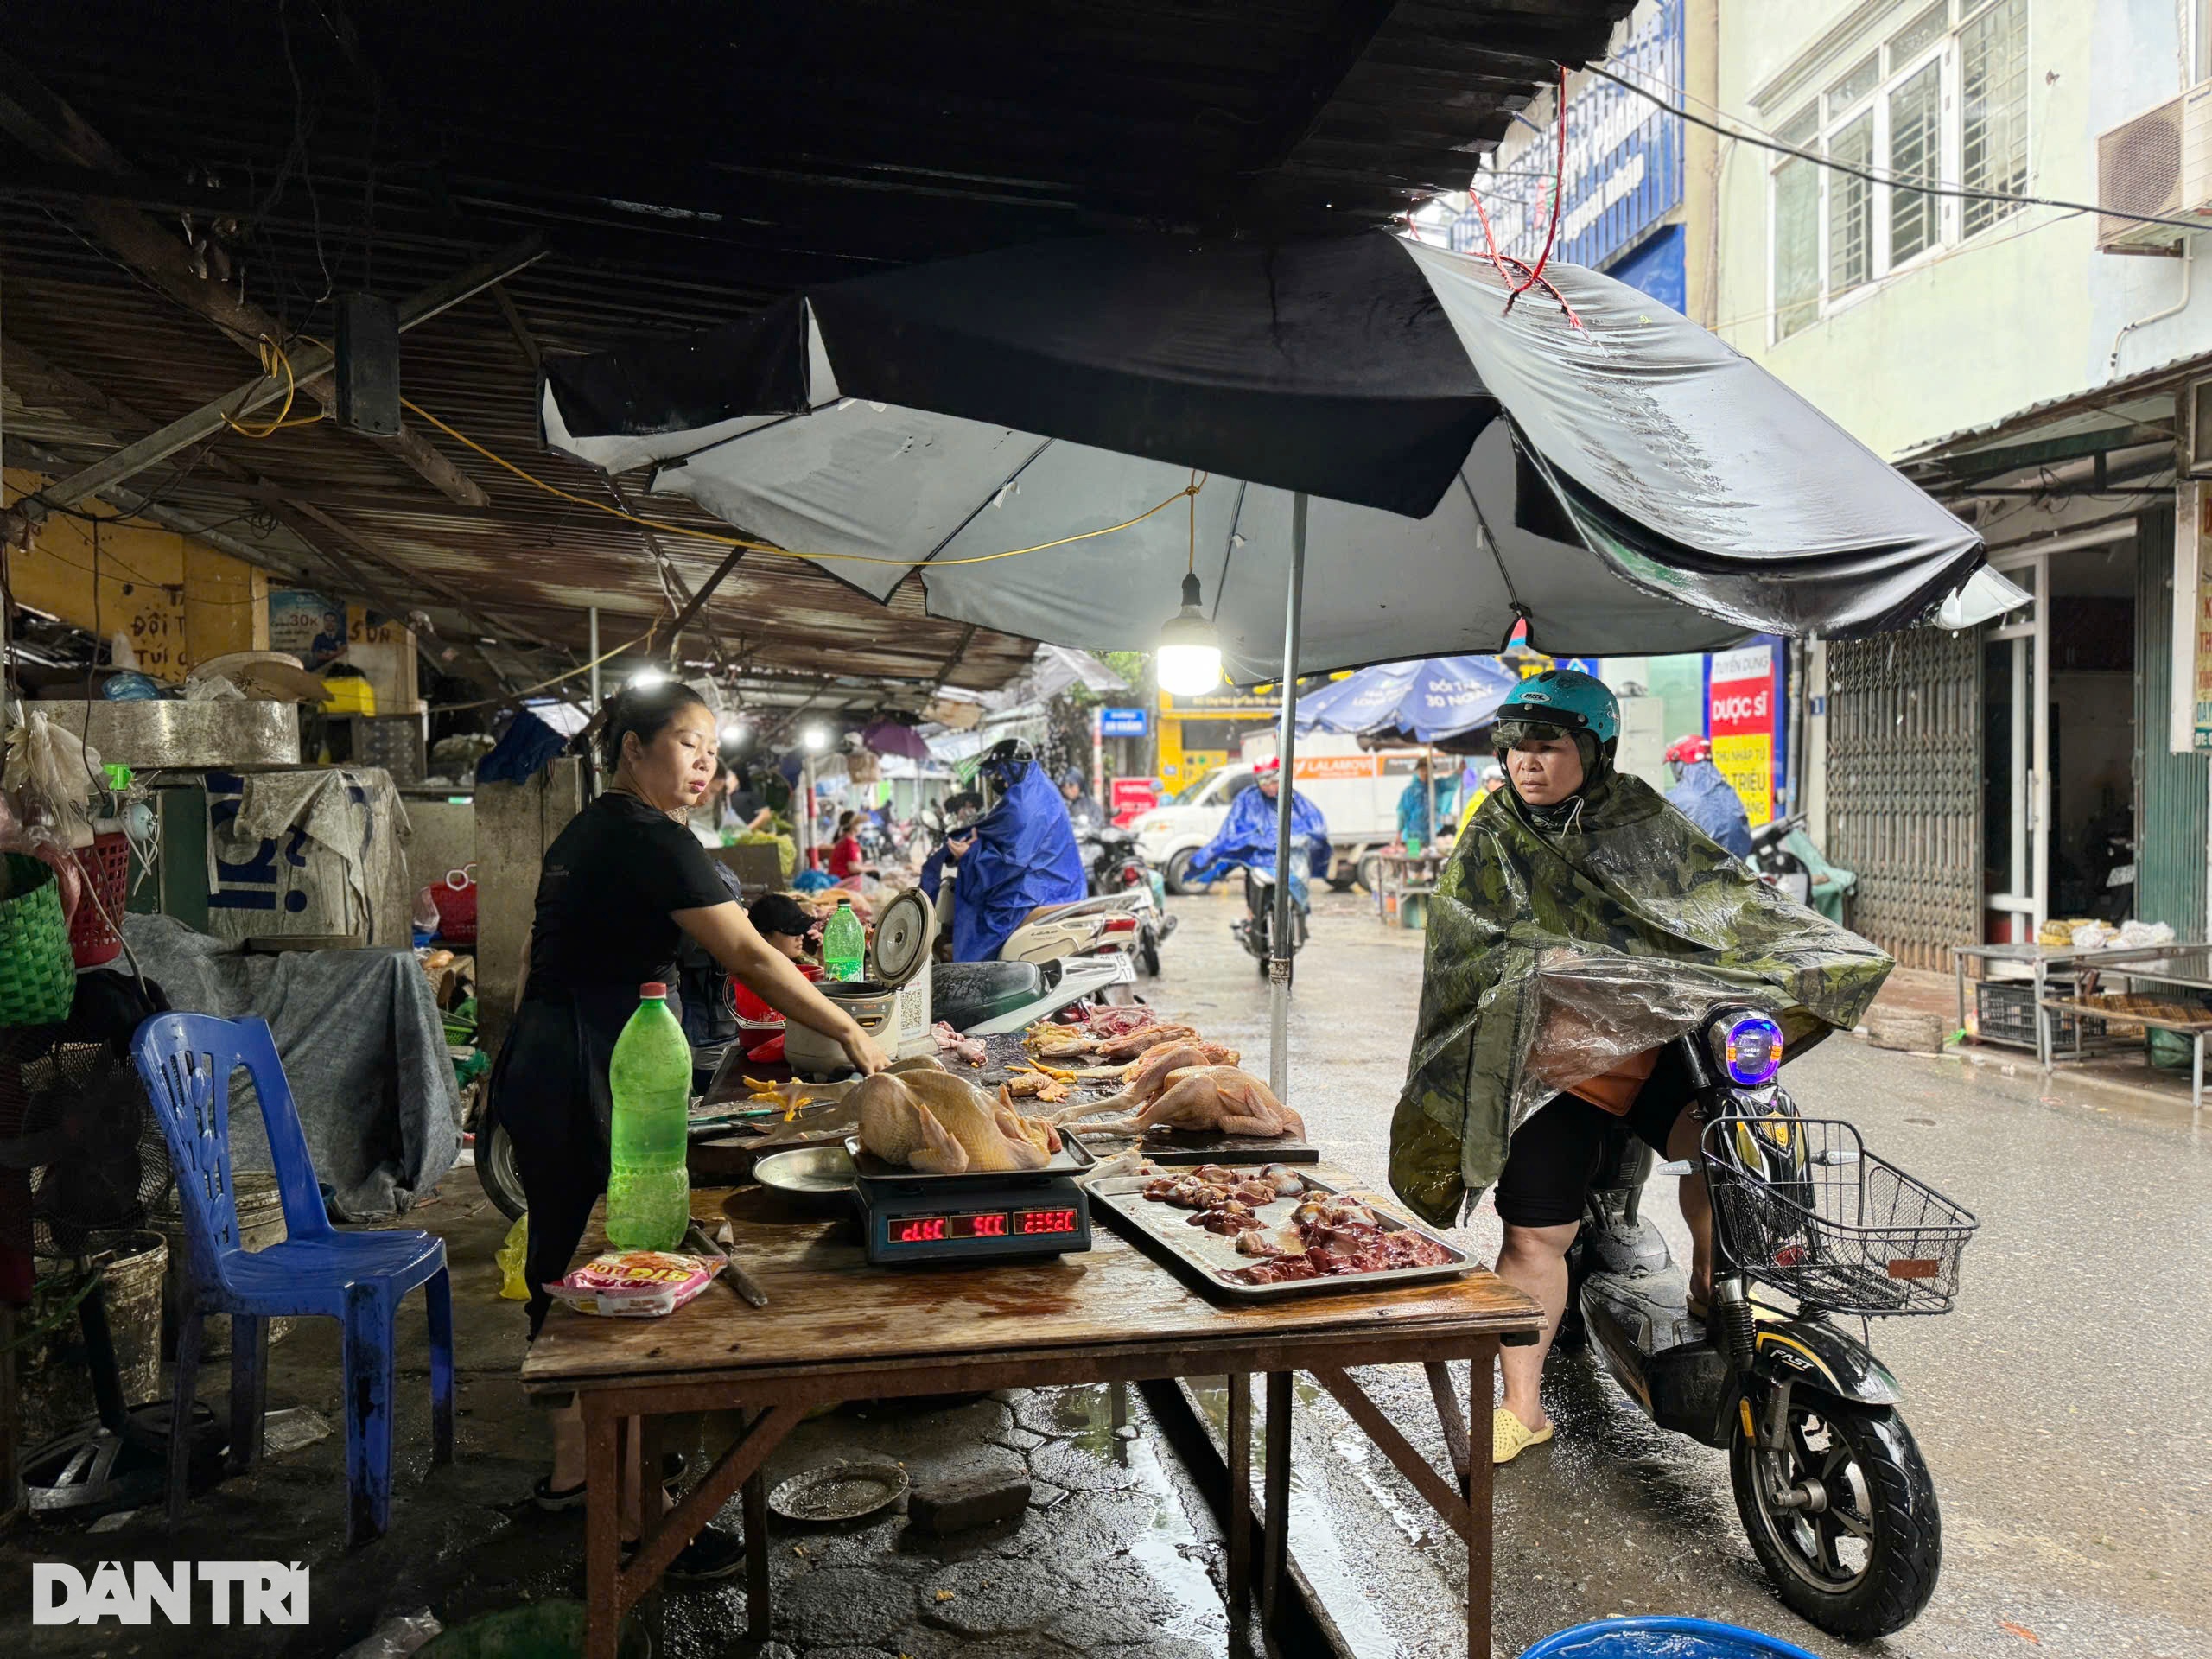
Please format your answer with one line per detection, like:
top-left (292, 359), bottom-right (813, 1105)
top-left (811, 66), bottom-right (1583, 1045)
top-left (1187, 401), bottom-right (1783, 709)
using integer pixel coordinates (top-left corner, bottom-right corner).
top-left (1713, 0), bottom-right (2212, 966)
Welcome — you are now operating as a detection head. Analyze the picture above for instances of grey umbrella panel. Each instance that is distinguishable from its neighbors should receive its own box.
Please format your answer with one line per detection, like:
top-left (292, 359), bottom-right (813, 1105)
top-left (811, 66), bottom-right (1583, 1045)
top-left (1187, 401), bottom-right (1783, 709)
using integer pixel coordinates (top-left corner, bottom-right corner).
top-left (621, 408), bottom-right (1764, 675)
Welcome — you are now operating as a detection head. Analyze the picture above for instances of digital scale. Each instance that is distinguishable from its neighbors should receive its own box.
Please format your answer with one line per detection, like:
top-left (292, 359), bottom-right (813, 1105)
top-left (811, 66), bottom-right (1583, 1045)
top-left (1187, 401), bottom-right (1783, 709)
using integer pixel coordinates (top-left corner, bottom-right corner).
top-left (846, 1135), bottom-right (1094, 1266)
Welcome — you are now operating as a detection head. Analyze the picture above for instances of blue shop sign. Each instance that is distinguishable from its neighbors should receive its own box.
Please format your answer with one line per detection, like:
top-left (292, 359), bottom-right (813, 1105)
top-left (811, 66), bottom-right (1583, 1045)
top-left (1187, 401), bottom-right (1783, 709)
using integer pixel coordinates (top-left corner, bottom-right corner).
top-left (1099, 707), bottom-right (1149, 738)
top-left (1451, 0), bottom-right (1683, 276)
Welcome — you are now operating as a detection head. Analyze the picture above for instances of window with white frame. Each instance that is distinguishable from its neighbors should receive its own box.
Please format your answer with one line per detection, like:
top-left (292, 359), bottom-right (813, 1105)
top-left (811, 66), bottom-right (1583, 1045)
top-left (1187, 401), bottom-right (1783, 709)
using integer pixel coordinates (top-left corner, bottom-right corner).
top-left (1768, 0), bottom-right (2031, 345)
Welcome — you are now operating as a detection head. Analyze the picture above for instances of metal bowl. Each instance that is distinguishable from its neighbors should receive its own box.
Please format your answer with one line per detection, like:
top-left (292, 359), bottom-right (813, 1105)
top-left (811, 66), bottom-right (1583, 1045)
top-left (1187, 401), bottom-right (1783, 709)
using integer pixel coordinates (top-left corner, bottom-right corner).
top-left (767, 1456), bottom-right (909, 1523)
top-left (751, 1145), bottom-right (859, 1209)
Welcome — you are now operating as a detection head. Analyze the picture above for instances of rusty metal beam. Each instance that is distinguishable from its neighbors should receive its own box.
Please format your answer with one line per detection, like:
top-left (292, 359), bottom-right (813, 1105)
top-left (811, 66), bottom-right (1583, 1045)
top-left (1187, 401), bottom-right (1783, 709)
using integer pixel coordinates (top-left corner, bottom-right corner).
top-left (19, 233), bottom-right (543, 513)
top-left (1, 334), bottom-right (532, 697)
top-left (0, 52), bottom-right (530, 508)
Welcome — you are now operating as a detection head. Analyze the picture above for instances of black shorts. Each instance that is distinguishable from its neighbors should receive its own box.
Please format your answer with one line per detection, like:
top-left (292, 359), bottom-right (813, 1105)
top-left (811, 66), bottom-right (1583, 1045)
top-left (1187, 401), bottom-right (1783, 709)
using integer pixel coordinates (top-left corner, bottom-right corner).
top-left (1492, 1045), bottom-right (1700, 1230)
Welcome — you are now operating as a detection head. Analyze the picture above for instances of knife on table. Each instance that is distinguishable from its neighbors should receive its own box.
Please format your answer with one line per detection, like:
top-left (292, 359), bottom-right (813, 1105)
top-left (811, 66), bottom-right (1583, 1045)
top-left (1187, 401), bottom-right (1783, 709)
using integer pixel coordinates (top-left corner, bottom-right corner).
top-left (679, 1220), bottom-right (770, 1308)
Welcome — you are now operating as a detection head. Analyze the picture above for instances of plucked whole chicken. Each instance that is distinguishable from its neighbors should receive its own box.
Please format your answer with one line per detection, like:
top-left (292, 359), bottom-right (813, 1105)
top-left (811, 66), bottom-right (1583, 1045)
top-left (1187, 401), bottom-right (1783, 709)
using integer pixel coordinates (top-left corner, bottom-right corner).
top-left (855, 1069), bottom-right (1062, 1173)
top-left (1065, 1065), bottom-right (1305, 1141)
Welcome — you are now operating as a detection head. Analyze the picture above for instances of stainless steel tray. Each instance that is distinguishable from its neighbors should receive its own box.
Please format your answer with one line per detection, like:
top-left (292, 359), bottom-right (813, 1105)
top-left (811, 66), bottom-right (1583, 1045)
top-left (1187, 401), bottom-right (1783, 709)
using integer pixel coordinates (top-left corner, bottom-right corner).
top-left (844, 1133), bottom-right (1093, 1186)
top-left (1089, 1169), bottom-right (1472, 1300)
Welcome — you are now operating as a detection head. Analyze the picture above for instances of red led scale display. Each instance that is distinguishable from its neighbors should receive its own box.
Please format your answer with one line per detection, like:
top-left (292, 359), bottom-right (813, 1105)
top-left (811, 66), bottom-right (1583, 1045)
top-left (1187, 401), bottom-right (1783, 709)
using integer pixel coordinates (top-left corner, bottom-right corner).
top-left (890, 1211), bottom-right (1012, 1245)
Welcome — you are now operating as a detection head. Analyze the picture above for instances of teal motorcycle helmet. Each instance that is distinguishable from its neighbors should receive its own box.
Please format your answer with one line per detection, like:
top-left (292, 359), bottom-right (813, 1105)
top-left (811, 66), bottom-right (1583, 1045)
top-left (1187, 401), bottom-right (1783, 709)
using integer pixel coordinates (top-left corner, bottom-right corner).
top-left (1493, 668), bottom-right (1621, 786)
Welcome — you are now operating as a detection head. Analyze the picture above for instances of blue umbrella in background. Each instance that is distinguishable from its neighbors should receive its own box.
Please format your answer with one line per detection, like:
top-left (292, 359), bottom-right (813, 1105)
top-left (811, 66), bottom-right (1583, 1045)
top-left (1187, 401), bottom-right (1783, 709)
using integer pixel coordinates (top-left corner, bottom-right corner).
top-left (1296, 655), bottom-right (1521, 742)
top-left (1296, 655), bottom-right (1522, 848)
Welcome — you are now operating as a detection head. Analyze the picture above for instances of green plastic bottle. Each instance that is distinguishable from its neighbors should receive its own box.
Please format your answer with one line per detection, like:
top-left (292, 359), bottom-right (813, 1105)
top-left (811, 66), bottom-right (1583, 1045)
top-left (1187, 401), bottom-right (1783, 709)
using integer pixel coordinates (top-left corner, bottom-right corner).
top-left (606, 982), bottom-right (691, 1251)
top-left (823, 899), bottom-right (865, 982)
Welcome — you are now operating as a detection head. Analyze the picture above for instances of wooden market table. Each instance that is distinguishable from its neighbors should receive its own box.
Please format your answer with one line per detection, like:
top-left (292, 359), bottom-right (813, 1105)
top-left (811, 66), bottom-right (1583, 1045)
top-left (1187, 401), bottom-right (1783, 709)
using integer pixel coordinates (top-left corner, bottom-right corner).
top-left (1954, 940), bottom-right (2212, 1112)
top-left (522, 1173), bottom-right (1542, 1659)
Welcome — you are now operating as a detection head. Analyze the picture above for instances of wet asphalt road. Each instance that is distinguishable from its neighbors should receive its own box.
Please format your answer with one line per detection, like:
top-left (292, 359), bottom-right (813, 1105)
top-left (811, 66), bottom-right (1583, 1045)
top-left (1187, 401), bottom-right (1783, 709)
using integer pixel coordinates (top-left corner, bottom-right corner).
top-left (1154, 887), bottom-right (2212, 1659)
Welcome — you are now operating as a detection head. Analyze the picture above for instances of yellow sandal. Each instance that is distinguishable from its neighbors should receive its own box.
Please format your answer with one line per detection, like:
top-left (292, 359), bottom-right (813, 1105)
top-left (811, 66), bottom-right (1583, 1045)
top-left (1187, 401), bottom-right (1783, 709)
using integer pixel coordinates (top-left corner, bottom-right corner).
top-left (1492, 1407), bottom-right (1554, 1465)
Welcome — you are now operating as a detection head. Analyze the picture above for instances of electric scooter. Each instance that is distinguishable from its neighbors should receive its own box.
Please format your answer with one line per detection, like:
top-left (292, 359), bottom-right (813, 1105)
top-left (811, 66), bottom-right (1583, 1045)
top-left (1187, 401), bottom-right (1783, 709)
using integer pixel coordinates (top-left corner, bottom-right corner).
top-left (1566, 1005), bottom-right (1977, 1641)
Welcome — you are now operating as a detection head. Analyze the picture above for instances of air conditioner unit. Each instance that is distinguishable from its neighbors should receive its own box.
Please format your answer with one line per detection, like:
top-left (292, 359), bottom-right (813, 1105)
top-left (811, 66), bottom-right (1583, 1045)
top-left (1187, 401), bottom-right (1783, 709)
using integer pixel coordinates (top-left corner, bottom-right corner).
top-left (2097, 83), bottom-right (2212, 252)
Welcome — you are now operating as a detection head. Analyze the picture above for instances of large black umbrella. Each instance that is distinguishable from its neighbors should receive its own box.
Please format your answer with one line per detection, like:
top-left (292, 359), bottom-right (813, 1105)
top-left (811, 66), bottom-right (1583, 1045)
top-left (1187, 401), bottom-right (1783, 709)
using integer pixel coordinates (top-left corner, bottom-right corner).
top-left (541, 231), bottom-right (2020, 1090)
top-left (543, 232), bottom-right (2017, 676)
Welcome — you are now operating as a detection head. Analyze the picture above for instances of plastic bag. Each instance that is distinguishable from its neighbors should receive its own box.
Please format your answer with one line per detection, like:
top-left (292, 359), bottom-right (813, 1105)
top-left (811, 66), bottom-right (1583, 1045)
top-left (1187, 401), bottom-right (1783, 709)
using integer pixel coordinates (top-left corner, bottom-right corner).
top-left (497, 1215), bottom-right (531, 1301)
top-left (334, 1608), bottom-right (442, 1659)
top-left (2, 709), bottom-right (103, 846)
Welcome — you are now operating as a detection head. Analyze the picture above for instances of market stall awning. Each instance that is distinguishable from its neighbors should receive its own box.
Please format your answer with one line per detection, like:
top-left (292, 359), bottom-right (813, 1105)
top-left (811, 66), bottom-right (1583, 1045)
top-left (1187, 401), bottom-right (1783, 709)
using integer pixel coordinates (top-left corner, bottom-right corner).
top-left (543, 232), bottom-right (2013, 677)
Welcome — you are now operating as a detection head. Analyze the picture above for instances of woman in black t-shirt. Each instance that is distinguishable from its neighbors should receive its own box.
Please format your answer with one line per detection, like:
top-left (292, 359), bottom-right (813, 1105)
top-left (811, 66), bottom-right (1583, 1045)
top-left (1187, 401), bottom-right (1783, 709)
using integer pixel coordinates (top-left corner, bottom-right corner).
top-left (492, 682), bottom-right (887, 1571)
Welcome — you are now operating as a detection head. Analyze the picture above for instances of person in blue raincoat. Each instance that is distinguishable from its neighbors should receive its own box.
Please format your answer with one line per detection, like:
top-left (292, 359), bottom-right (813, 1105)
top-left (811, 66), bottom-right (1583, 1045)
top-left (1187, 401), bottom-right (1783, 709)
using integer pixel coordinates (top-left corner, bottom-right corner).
top-left (1662, 735), bottom-right (1754, 858)
top-left (918, 744), bottom-right (1088, 960)
top-left (1395, 757), bottom-right (1456, 848)
top-left (1185, 758), bottom-right (1331, 909)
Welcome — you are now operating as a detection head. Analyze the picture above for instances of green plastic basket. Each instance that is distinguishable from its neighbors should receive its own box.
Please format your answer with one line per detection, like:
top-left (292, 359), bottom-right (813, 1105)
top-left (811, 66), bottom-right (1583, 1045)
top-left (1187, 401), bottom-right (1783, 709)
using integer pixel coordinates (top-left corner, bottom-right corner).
top-left (0, 854), bottom-right (76, 1028)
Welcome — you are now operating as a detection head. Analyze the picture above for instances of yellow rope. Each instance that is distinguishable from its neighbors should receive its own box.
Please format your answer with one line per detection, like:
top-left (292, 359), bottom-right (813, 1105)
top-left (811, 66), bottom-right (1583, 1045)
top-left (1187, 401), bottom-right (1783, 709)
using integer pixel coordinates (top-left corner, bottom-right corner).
top-left (396, 394), bottom-right (1205, 569)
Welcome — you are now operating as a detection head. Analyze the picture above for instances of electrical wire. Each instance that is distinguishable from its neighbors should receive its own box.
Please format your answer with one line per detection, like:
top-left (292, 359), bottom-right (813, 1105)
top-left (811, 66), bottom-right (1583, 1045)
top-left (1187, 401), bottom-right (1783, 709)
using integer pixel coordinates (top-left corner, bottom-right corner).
top-left (1580, 60), bottom-right (2212, 235)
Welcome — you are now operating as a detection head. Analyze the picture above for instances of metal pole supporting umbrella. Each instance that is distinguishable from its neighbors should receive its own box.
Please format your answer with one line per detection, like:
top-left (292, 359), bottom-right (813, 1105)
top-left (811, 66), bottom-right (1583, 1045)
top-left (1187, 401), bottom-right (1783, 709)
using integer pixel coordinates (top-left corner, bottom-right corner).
top-left (1267, 493), bottom-right (1307, 1098)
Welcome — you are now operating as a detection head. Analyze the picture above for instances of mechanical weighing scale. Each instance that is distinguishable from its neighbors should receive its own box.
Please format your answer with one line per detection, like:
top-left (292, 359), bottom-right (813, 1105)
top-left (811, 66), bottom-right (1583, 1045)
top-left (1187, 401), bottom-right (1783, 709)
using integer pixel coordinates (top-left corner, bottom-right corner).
top-left (845, 1135), bottom-right (1095, 1267)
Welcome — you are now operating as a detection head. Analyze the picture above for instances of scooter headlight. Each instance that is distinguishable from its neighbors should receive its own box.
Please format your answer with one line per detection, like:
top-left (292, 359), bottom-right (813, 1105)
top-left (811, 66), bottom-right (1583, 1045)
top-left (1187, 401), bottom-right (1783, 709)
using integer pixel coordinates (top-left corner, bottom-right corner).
top-left (1712, 1013), bottom-right (1784, 1087)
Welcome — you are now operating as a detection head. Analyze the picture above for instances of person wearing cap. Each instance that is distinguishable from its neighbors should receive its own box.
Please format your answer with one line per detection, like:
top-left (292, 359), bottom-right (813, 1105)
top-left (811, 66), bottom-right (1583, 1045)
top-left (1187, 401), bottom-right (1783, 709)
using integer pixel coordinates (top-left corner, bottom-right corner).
top-left (1058, 767), bottom-right (1104, 836)
top-left (489, 681), bottom-right (889, 1577)
top-left (1454, 760), bottom-right (1505, 837)
top-left (747, 892), bottom-right (817, 963)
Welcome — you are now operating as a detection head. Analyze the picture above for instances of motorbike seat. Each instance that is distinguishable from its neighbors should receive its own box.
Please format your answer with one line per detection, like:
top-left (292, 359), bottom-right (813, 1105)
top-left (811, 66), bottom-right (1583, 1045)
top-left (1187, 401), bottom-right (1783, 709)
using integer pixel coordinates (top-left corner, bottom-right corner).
top-left (933, 959), bottom-right (1046, 1029)
top-left (1026, 898), bottom-right (1103, 923)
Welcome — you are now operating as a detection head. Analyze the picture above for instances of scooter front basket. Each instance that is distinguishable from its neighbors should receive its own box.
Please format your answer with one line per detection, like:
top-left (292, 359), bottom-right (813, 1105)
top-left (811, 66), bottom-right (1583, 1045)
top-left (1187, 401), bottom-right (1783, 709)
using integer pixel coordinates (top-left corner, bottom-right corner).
top-left (1702, 1116), bottom-right (1978, 1316)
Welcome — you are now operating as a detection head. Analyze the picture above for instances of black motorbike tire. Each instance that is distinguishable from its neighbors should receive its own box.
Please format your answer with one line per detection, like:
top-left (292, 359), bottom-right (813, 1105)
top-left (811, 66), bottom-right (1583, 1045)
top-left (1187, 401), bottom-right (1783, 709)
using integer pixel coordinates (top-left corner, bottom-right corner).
top-left (1164, 849), bottom-right (1198, 895)
top-left (474, 1100), bottom-right (529, 1222)
top-left (1729, 1396), bottom-right (1940, 1641)
top-left (1356, 851), bottom-right (1384, 896)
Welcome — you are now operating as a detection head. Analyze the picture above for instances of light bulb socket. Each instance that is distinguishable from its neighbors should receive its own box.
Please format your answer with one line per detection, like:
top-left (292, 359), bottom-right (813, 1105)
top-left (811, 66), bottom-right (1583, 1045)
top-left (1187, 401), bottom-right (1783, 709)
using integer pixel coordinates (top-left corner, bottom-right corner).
top-left (1180, 570), bottom-right (1203, 609)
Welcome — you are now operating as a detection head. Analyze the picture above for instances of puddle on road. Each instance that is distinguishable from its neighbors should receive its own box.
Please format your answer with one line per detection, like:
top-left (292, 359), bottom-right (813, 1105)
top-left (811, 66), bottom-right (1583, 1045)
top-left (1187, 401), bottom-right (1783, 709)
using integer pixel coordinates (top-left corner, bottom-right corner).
top-left (1050, 1382), bottom-right (1228, 1643)
top-left (1185, 1379), bottom-right (1417, 1659)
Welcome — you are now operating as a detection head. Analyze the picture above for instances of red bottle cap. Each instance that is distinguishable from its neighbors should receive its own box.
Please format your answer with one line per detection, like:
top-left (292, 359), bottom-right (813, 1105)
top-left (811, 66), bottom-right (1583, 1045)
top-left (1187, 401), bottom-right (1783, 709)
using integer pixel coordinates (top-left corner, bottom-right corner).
top-left (639, 982), bottom-right (668, 998)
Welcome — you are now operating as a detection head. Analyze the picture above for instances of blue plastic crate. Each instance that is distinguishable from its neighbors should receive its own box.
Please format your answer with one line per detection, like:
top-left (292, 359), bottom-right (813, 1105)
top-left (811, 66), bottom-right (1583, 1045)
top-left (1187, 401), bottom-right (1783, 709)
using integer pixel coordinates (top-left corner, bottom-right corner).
top-left (1516, 1617), bottom-right (1821, 1659)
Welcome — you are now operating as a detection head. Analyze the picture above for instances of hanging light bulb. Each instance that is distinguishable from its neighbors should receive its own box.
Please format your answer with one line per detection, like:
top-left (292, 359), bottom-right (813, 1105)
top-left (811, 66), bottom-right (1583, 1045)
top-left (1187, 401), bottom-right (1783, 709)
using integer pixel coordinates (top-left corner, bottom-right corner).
top-left (1156, 470), bottom-right (1223, 696)
top-left (1157, 572), bottom-right (1222, 696)
top-left (721, 721), bottom-right (749, 748)
top-left (626, 665), bottom-right (667, 690)
top-left (802, 723), bottom-right (830, 753)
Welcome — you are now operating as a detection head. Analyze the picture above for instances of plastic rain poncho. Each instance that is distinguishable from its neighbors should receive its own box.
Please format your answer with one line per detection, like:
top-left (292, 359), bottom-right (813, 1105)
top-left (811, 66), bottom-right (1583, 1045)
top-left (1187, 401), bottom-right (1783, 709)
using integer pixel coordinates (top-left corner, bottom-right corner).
top-left (920, 760), bottom-right (1086, 962)
top-left (1388, 766), bottom-right (1891, 1229)
top-left (1186, 785), bottom-right (1331, 887)
top-left (1665, 760), bottom-right (1755, 858)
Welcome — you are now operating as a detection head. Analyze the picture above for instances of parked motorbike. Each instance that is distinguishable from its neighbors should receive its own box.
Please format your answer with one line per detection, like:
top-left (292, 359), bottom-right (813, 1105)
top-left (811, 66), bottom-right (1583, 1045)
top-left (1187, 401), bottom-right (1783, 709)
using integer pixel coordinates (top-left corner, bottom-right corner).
top-left (1230, 832), bottom-right (1313, 977)
top-left (1565, 1005), bottom-right (1977, 1639)
top-left (1747, 814), bottom-right (1814, 904)
top-left (1077, 822), bottom-right (1172, 974)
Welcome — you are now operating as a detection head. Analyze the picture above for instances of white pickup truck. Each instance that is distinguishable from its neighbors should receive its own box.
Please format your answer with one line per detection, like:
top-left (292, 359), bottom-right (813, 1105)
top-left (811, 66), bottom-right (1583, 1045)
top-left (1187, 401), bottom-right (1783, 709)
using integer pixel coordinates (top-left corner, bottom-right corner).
top-left (1131, 735), bottom-right (1433, 894)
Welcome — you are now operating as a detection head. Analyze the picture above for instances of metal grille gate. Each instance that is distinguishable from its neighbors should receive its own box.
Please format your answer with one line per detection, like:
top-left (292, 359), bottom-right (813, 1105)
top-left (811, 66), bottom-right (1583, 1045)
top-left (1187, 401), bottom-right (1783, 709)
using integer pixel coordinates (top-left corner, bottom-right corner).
top-left (2135, 509), bottom-right (2209, 937)
top-left (1826, 629), bottom-right (1984, 969)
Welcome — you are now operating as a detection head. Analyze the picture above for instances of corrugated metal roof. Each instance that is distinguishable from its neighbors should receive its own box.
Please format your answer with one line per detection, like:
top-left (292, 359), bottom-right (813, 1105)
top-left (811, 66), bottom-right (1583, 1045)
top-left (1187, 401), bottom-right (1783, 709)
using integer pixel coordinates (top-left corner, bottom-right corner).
top-left (1897, 349), bottom-right (2208, 467)
top-left (0, 1), bottom-right (1631, 701)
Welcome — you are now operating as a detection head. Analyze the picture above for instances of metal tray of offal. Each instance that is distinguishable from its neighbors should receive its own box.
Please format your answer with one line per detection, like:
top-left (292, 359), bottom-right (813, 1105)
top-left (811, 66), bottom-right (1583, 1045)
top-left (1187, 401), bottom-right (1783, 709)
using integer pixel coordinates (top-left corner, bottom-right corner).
top-left (1087, 1169), bottom-right (1473, 1301)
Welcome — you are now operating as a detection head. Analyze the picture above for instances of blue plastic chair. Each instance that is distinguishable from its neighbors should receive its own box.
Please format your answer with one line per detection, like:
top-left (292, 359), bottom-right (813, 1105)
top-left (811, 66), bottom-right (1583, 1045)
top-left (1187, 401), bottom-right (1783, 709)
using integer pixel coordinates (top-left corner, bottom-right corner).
top-left (131, 1012), bottom-right (454, 1544)
top-left (1516, 1617), bottom-right (1821, 1658)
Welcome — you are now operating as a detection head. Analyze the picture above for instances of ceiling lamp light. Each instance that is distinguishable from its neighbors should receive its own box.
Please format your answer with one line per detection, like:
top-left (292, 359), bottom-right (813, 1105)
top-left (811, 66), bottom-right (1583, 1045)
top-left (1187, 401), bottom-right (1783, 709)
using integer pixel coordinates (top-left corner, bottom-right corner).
top-left (1156, 571), bottom-right (1223, 696)
top-left (1157, 469), bottom-right (1223, 696)
top-left (721, 721), bottom-right (749, 747)
top-left (626, 666), bottom-right (667, 689)
top-left (802, 724), bottom-right (830, 753)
